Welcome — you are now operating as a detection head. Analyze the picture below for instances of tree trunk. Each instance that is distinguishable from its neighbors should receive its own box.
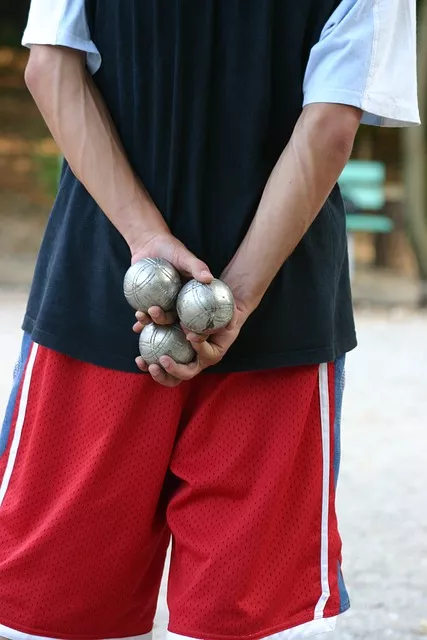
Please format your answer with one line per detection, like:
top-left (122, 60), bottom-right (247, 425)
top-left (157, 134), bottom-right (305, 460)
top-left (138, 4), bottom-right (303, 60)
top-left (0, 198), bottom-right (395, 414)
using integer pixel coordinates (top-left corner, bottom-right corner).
top-left (374, 201), bottom-right (407, 270)
top-left (402, 0), bottom-right (427, 304)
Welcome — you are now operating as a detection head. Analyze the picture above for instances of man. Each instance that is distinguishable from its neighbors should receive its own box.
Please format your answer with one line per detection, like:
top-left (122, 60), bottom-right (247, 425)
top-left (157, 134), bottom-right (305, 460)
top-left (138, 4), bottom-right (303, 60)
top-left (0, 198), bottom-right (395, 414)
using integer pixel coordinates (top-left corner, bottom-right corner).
top-left (0, 1), bottom-right (419, 639)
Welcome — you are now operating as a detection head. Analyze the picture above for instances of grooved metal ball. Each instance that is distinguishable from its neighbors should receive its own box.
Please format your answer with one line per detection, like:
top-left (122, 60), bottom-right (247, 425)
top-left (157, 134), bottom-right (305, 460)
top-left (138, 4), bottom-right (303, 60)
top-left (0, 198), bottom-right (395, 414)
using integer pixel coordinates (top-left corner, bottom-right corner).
top-left (176, 278), bottom-right (234, 333)
top-left (123, 258), bottom-right (181, 313)
top-left (139, 323), bottom-right (195, 365)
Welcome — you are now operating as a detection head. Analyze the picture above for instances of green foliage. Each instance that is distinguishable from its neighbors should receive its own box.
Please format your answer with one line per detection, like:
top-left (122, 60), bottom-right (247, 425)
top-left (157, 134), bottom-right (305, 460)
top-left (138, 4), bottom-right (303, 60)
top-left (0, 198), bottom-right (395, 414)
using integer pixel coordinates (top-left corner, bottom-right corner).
top-left (32, 153), bottom-right (60, 199)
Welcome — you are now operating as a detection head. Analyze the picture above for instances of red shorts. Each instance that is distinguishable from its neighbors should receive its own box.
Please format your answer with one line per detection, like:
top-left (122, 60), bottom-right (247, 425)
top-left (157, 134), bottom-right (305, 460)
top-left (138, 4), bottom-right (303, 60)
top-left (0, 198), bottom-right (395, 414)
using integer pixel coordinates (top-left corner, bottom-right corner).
top-left (0, 335), bottom-right (349, 640)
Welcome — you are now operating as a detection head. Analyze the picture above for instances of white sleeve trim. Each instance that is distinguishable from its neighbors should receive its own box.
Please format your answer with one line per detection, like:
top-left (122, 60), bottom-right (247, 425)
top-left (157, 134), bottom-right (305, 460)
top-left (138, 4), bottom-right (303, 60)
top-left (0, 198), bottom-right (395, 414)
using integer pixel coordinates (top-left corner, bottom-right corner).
top-left (303, 88), bottom-right (420, 128)
top-left (22, 0), bottom-right (101, 75)
top-left (303, 0), bottom-right (420, 128)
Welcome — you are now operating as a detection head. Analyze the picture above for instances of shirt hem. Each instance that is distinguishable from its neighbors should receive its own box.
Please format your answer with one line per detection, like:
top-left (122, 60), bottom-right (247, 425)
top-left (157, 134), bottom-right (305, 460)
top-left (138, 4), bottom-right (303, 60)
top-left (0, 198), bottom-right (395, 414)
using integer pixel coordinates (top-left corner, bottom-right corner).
top-left (22, 315), bottom-right (358, 374)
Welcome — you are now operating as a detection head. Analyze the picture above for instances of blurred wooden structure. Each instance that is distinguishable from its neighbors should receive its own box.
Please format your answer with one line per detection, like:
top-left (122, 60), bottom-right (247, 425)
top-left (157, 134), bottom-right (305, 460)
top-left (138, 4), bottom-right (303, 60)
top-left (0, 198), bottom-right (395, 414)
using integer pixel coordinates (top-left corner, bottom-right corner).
top-left (339, 161), bottom-right (392, 278)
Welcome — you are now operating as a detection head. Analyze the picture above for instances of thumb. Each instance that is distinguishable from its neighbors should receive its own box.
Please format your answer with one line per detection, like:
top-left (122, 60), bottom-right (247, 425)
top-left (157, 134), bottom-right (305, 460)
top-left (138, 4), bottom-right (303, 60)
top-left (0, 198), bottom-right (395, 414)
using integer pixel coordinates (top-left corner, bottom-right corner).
top-left (176, 250), bottom-right (214, 283)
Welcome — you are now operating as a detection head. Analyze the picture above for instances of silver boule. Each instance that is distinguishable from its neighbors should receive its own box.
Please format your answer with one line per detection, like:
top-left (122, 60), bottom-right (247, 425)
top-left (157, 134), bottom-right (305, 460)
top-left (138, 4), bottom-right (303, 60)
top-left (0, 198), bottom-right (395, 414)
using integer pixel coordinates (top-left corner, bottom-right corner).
top-left (139, 323), bottom-right (195, 365)
top-left (176, 278), bottom-right (234, 333)
top-left (124, 258), bottom-right (181, 312)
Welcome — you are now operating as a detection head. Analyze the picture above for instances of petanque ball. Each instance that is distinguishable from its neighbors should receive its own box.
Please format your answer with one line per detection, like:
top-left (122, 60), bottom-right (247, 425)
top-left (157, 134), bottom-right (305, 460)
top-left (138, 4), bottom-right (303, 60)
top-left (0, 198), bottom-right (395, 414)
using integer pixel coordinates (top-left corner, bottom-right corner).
top-left (123, 258), bottom-right (181, 313)
top-left (139, 323), bottom-right (195, 365)
top-left (176, 278), bottom-right (234, 333)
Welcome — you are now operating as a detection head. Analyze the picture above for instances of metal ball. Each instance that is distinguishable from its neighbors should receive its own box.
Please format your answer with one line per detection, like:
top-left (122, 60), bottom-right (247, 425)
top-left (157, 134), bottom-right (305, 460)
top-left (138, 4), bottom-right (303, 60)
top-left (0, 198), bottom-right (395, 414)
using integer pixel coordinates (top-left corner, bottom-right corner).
top-left (123, 258), bottom-right (181, 313)
top-left (176, 278), bottom-right (234, 333)
top-left (139, 323), bottom-right (195, 365)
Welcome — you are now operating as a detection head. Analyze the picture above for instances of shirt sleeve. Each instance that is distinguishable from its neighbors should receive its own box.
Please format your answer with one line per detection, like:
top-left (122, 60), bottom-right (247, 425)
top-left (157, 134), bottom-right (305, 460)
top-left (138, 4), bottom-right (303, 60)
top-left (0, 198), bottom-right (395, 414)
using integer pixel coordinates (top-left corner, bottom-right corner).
top-left (21, 0), bottom-right (101, 75)
top-left (303, 0), bottom-right (420, 127)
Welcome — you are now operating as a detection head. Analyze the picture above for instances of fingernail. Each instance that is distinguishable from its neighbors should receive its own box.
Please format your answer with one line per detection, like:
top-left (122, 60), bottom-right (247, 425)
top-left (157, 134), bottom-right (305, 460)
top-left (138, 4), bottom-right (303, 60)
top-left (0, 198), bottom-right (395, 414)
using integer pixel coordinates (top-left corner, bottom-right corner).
top-left (200, 270), bottom-right (212, 279)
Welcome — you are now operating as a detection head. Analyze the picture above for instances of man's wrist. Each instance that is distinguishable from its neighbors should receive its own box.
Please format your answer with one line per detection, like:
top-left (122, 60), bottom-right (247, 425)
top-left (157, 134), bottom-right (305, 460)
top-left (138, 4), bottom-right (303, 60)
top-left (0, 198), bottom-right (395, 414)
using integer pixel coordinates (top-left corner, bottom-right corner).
top-left (220, 269), bottom-right (263, 320)
top-left (121, 205), bottom-right (170, 256)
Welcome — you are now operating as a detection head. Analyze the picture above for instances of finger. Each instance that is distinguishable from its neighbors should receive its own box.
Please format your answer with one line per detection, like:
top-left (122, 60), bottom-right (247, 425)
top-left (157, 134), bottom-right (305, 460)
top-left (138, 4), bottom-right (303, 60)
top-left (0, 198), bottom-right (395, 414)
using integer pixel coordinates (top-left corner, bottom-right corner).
top-left (134, 311), bottom-right (151, 330)
top-left (147, 306), bottom-right (176, 325)
top-left (180, 325), bottom-right (210, 343)
top-left (191, 338), bottom-right (224, 364)
top-left (148, 363), bottom-right (181, 387)
top-left (159, 355), bottom-right (202, 381)
top-left (133, 321), bottom-right (143, 333)
top-left (226, 311), bottom-right (239, 331)
top-left (173, 250), bottom-right (214, 284)
top-left (182, 322), bottom-right (228, 341)
top-left (135, 356), bottom-right (149, 372)
top-left (186, 331), bottom-right (209, 344)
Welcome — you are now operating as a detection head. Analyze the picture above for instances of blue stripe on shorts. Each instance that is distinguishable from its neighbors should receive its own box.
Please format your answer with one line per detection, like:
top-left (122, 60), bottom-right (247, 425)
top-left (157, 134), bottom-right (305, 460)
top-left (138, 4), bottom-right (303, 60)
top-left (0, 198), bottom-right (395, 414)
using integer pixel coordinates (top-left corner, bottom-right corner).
top-left (0, 333), bottom-right (33, 457)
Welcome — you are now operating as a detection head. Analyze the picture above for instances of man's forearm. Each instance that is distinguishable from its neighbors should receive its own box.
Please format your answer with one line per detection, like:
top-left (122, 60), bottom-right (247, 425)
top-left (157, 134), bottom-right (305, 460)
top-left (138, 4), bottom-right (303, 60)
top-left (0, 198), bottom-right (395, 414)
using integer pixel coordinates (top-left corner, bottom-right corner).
top-left (25, 46), bottom-right (168, 252)
top-left (222, 104), bottom-right (362, 312)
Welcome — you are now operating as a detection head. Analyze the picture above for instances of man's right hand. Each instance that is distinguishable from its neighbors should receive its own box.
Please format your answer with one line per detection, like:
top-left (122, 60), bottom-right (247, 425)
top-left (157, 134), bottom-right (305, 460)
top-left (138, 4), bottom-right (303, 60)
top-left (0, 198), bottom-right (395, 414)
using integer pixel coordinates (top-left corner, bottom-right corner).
top-left (130, 231), bottom-right (214, 329)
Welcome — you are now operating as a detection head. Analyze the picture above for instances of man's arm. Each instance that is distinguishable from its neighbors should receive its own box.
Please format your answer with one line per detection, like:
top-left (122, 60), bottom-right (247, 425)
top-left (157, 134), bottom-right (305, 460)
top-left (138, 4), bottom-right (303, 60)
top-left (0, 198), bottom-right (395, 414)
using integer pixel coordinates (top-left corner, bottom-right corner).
top-left (24, 45), bottom-right (213, 285)
top-left (221, 0), bottom-right (420, 315)
top-left (156, 103), bottom-right (361, 387)
top-left (221, 103), bottom-right (362, 312)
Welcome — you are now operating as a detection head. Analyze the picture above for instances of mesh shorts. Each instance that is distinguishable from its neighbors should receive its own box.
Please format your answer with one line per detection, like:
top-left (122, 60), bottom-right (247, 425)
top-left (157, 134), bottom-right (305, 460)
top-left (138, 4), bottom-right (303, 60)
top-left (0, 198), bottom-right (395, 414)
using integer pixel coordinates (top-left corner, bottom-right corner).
top-left (0, 334), bottom-right (349, 640)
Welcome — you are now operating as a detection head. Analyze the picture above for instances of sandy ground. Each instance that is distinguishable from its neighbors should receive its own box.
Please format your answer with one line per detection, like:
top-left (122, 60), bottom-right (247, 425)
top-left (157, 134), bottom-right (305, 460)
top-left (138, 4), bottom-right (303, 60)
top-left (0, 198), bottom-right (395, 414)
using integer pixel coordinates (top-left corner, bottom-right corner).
top-left (0, 291), bottom-right (426, 640)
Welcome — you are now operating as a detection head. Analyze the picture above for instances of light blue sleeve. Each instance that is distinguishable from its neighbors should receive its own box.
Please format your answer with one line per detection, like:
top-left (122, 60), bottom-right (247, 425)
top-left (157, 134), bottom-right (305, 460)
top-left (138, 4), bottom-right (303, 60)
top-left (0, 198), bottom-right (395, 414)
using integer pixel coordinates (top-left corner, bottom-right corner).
top-left (22, 0), bottom-right (101, 75)
top-left (303, 0), bottom-right (420, 127)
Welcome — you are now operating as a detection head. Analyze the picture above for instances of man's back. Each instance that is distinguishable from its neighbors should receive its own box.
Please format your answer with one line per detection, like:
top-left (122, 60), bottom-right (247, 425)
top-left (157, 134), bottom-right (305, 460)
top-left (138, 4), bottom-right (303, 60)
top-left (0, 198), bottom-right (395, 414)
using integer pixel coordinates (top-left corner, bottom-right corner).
top-left (23, 0), bottom-right (355, 373)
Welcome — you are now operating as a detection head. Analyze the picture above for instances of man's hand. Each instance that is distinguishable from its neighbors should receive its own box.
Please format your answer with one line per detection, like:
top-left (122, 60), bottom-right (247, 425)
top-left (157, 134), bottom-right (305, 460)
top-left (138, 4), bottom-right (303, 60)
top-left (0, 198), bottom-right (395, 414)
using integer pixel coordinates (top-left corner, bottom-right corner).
top-left (133, 289), bottom-right (253, 387)
top-left (129, 232), bottom-right (213, 327)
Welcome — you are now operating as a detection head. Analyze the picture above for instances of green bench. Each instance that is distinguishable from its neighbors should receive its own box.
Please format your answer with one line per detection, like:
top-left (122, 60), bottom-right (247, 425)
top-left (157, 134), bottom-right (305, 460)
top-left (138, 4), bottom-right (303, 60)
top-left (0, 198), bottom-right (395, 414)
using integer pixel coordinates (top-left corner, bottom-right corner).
top-left (338, 160), bottom-right (393, 277)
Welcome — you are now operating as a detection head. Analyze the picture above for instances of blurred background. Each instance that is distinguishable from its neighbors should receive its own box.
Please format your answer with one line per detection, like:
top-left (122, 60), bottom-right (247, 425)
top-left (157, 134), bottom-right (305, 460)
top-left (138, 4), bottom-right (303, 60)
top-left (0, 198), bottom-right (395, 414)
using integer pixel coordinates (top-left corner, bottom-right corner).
top-left (0, 3), bottom-right (426, 640)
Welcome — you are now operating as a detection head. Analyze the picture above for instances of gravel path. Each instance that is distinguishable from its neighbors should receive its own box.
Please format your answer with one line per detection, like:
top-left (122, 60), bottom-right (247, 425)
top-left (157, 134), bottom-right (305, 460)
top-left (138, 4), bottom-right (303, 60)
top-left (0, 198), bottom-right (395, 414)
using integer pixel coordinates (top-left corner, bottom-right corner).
top-left (0, 291), bottom-right (426, 640)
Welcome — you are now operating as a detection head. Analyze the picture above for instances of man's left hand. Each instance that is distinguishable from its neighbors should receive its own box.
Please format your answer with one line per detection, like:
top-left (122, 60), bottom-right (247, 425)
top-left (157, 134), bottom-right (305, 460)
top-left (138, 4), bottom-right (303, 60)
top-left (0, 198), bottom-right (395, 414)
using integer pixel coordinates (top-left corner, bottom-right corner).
top-left (133, 297), bottom-right (251, 387)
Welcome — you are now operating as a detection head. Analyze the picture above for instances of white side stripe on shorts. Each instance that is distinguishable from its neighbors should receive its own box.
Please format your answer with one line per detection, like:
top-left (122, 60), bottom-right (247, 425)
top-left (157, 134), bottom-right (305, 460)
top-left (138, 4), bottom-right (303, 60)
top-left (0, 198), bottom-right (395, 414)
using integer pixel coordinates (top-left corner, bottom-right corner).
top-left (314, 362), bottom-right (331, 619)
top-left (0, 343), bottom-right (38, 508)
